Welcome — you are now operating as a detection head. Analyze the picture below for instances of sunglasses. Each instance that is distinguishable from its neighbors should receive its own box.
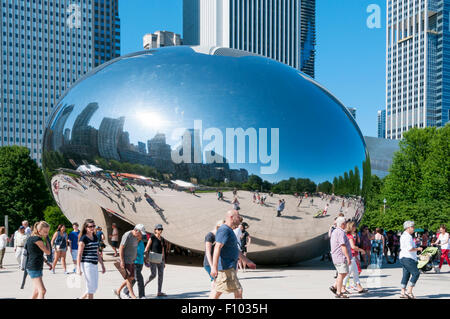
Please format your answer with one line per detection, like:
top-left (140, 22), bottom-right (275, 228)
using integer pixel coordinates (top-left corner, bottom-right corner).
top-left (87, 225), bottom-right (96, 229)
top-left (156, 228), bottom-right (163, 231)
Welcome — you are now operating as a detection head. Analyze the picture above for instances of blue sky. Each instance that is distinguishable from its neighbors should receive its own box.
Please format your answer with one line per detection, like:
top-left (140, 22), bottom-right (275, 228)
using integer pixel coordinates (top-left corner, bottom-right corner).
top-left (118, 0), bottom-right (386, 137)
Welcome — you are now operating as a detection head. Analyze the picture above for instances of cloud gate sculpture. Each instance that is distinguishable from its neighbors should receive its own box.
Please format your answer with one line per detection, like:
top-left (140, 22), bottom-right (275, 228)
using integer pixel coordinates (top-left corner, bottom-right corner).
top-left (43, 46), bottom-right (370, 265)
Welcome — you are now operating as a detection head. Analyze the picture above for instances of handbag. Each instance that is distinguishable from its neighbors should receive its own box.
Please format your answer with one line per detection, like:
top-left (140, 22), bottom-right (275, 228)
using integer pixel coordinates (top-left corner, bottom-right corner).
top-left (20, 245), bottom-right (28, 271)
top-left (148, 251), bottom-right (163, 264)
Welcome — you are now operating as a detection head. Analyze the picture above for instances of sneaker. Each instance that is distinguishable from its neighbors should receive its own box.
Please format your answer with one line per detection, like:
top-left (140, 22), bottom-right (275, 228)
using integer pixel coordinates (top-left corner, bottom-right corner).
top-left (112, 289), bottom-right (121, 299)
top-left (435, 268), bottom-right (441, 273)
top-left (120, 290), bottom-right (131, 299)
top-left (64, 271), bottom-right (71, 275)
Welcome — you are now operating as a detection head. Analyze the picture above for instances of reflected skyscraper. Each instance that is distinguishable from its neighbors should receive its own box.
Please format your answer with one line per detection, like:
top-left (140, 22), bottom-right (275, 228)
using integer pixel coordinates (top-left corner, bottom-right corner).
top-left (183, 0), bottom-right (316, 77)
top-left (98, 116), bottom-right (125, 161)
top-left (0, 0), bottom-right (120, 164)
top-left (378, 109), bottom-right (386, 139)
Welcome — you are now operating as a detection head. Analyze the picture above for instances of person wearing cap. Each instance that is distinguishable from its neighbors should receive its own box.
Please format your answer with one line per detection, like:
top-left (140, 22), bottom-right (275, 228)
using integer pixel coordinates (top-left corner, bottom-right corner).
top-left (399, 220), bottom-right (423, 299)
top-left (113, 224), bottom-right (146, 299)
top-left (144, 224), bottom-right (167, 297)
top-left (14, 225), bottom-right (29, 267)
top-left (329, 217), bottom-right (352, 298)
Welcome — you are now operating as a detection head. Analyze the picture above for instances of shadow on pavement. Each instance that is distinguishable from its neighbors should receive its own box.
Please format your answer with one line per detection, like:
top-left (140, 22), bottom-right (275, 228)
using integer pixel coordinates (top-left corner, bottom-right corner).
top-left (360, 287), bottom-right (399, 298)
top-left (239, 276), bottom-right (287, 280)
top-left (157, 290), bottom-right (210, 299)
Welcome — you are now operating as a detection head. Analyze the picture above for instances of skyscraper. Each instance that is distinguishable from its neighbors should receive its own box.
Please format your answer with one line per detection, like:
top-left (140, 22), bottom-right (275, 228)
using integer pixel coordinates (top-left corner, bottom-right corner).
top-left (183, 0), bottom-right (316, 78)
top-left (386, 0), bottom-right (450, 139)
top-left (378, 109), bottom-right (386, 138)
top-left (0, 0), bottom-right (120, 163)
top-left (143, 31), bottom-right (182, 49)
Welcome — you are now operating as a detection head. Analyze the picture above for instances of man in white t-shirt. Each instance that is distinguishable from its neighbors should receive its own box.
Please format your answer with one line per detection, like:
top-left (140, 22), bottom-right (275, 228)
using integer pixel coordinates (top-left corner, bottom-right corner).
top-left (434, 225), bottom-right (449, 272)
top-left (22, 220), bottom-right (31, 236)
top-left (399, 221), bottom-right (423, 299)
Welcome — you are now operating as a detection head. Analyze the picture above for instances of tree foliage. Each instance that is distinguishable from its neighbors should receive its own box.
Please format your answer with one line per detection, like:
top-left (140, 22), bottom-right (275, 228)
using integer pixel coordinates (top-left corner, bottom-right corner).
top-left (361, 125), bottom-right (450, 232)
top-left (0, 146), bottom-right (53, 231)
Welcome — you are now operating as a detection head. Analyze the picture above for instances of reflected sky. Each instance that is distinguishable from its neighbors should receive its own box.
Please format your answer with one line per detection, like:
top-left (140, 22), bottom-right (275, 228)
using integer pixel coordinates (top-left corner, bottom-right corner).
top-left (46, 46), bottom-right (368, 184)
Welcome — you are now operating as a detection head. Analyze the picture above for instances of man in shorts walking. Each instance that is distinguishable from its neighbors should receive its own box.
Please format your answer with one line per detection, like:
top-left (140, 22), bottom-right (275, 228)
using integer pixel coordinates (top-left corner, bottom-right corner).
top-left (210, 210), bottom-right (256, 299)
top-left (329, 217), bottom-right (352, 298)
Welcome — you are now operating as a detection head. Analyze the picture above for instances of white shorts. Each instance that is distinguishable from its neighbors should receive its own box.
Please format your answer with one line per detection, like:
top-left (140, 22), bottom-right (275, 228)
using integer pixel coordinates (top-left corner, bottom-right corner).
top-left (71, 249), bottom-right (78, 261)
top-left (81, 262), bottom-right (98, 294)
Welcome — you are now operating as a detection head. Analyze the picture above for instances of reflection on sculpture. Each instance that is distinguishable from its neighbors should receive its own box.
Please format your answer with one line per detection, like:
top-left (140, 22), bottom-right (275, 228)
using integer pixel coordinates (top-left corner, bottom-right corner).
top-left (43, 46), bottom-right (370, 265)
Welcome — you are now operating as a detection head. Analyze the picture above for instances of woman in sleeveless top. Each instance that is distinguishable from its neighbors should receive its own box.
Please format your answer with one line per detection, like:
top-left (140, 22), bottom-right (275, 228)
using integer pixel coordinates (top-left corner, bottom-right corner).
top-left (51, 224), bottom-right (69, 274)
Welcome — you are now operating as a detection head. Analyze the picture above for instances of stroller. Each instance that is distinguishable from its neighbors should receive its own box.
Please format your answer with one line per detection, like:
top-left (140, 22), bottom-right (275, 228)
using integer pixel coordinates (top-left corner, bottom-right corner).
top-left (417, 247), bottom-right (441, 273)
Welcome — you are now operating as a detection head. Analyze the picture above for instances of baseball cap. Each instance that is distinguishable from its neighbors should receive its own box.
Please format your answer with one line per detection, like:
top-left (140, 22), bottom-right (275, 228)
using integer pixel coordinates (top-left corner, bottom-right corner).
top-left (403, 221), bottom-right (415, 229)
top-left (19, 226), bottom-right (25, 230)
top-left (154, 224), bottom-right (163, 230)
top-left (134, 224), bottom-right (147, 235)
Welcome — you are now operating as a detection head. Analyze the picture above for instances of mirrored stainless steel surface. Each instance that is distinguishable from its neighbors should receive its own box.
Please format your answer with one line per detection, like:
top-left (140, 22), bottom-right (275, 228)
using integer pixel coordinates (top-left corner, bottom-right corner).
top-left (43, 46), bottom-right (370, 265)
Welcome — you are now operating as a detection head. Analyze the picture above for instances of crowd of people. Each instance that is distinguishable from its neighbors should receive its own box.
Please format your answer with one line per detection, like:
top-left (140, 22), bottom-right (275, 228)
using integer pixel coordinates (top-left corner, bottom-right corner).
top-left (327, 215), bottom-right (449, 299)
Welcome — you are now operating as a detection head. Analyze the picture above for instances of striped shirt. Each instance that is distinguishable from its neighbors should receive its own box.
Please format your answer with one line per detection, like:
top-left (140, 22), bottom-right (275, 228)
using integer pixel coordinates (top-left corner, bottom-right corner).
top-left (80, 234), bottom-right (99, 264)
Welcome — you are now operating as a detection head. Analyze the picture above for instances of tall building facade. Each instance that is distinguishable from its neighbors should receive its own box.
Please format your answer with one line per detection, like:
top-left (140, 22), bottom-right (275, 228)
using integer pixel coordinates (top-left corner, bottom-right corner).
top-left (386, 0), bottom-right (450, 139)
top-left (183, 0), bottom-right (316, 78)
top-left (378, 109), bottom-right (386, 138)
top-left (143, 31), bottom-right (182, 49)
top-left (1, 0), bottom-right (120, 163)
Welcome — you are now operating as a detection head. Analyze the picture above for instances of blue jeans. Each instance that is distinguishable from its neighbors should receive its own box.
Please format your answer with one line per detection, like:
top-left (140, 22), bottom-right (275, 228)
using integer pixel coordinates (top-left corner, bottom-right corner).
top-left (400, 258), bottom-right (420, 288)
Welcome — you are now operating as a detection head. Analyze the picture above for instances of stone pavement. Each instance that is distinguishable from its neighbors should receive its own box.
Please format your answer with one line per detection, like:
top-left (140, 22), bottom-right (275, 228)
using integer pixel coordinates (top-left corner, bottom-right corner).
top-left (0, 247), bottom-right (449, 299)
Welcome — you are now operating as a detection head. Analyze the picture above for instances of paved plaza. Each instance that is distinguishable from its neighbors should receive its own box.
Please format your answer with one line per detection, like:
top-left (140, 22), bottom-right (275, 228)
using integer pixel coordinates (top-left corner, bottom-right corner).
top-left (0, 247), bottom-right (449, 299)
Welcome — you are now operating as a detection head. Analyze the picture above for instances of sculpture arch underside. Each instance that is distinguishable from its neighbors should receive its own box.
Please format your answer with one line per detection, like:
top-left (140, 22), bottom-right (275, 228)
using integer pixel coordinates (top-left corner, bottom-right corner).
top-left (52, 173), bottom-right (364, 265)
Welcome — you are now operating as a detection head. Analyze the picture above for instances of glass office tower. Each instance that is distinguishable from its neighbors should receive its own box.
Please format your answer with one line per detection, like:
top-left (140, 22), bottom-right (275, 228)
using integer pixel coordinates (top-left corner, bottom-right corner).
top-left (386, 0), bottom-right (449, 139)
top-left (378, 109), bottom-right (386, 138)
top-left (183, 0), bottom-right (316, 78)
top-left (0, 0), bottom-right (120, 163)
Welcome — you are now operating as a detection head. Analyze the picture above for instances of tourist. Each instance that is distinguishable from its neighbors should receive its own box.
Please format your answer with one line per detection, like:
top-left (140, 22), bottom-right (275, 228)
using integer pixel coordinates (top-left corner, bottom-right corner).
top-left (343, 221), bottom-right (368, 294)
top-left (77, 219), bottom-right (106, 299)
top-left (210, 210), bottom-right (256, 299)
top-left (399, 221), bottom-right (423, 299)
top-left (22, 220), bottom-right (32, 236)
top-left (371, 228), bottom-right (385, 268)
top-left (144, 224), bottom-right (167, 297)
top-left (386, 230), bottom-right (395, 264)
top-left (392, 232), bottom-right (401, 263)
top-left (113, 224), bottom-right (146, 299)
top-left (276, 199), bottom-right (285, 217)
top-left (322, 203), bottom-right (329, 216)
top-left (14, 226), bottom-right (29, 267)
top-left (204, 220), bottom-right (225, 295)
top-left (232, 197), bottom-right (240, 211)
top-left (421, 230), bottom-right (429, 250)
top-left (329, 217), bottom-right (352, 298)
top-left (433, 225), bottom-right (449, 273)
top-left (360, 226), bottom-right (372, 268)
top-left (109, 223), bottom-right (119, 257)
top-left (25, 221), bottom-right (51, 299)
top-left (0, 226), bottom-right (8, 269)
top-left (68, 222), bottom-right (80, 273)
top-left (96, 226), bottom-right (106, 257)
top-left (238, 222), bottom-right (251, 272)
top-left (50, 224), bottom-right (69, 274)
top-left (123, 230), bottom-right (146, 299)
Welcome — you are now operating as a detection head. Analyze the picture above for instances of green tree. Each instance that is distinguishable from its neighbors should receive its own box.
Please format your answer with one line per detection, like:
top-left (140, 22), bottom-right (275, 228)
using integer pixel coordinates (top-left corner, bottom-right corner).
top-left (0, 146), bottom-right (53, 231)
top-left (43, 205), bottom-right (72, 236)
